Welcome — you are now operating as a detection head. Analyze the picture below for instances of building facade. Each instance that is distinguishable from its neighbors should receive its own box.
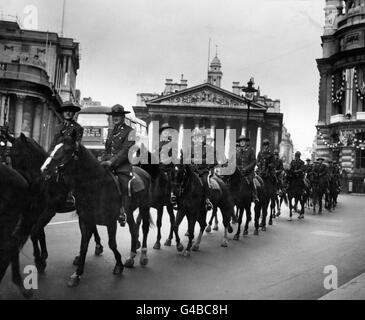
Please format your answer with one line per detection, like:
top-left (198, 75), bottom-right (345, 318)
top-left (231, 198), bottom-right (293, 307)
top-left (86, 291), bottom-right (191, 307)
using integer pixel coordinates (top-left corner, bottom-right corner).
top-left (316, 0), bottom-right (365, 192)
top-left (279, 125), bottom-right (294, 168)
top-left (0, 18), bottom-right (80, 152)
top-left (133, 55), bottom-right (284, 158)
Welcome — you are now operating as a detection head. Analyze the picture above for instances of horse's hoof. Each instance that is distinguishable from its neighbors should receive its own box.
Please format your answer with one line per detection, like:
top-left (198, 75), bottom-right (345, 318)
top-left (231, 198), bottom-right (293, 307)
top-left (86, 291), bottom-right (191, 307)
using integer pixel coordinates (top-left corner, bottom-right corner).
top-left (140, 256), bottom-right (149, 266)
top-left (268, 220), bottom-right (273, 226)
top-left (233, 234), bottom-right (239, 241)
top-left (261, 226), bottom-right (266, 232)
top-left (153, 242), bottom-right (161, 250)
top-left (164, 239), bottom-right (172, 246)
top-left (221, 239), bottom-right (228, 247)
top-left (113, 264), bottom-right (124, 275)
top-left (192, 244), bottom-right (199, 251)
top-left (124, 258), bottom-right (135, 268)
top-left (177, 243), bottom-right (184, 252)
top-left (205, 225), bottom-right (212, 233)
top-left (136, 241), bottom-right (141, 250)
top-left (36, 260), bottom-right (47, 274)
top-left (253, 229), bottom-right (259, 236)
top-left (67, 273), bottom-right (80, 287)
top-left (21, 288), bottom-right (34, 299)
top-left (213, 225), bottom-right (219, 231)
top-left (183, 250), bottom-right (190, 257)
top-left (243, 229), bottom-right (248, 236)
top-left (227, 225), bottom-right (233, 233)
top-left (73, 256), bottom-right (80, 266)
top-left (95, 245), bottom-right (103, 256)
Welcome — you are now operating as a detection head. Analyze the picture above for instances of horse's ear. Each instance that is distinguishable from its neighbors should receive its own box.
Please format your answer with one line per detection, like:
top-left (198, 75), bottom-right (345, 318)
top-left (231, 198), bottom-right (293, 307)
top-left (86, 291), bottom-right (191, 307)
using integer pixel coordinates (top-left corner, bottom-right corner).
top-left (20, 133), bottom-right (28, 144)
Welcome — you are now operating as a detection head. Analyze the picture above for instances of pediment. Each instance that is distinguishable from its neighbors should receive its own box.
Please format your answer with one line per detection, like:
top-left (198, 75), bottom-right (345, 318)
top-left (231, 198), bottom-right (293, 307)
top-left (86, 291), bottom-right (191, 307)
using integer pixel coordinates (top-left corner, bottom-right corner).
top-left (148, 83), bottom-right (266, 109)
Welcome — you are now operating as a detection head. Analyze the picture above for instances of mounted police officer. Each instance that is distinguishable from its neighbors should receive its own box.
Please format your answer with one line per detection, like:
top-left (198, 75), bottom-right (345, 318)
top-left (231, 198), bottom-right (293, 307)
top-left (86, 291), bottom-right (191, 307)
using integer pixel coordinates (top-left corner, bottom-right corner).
top-left (273, 149), bottom-right (284, 191)
top-left (303, 158), bottom-right (312, 177)
top-left (159, 123), bottom-right (177, 204)
top-left (191, 129), bottom-right (215, 210)
top-left (236, 135), bottom-right (259, 202)
top-left (328, 159), bottom-right (341, 191)
top-left (288, 151), bottom-right (305, 186)
top-left (49, 101), bottom-right (83, 152)
top-left (313, 157), bottom-right (329, 190)
top-left (100, 104), bottom-right (134, 227)
top-left (257, 138), bottom-right (275, 181)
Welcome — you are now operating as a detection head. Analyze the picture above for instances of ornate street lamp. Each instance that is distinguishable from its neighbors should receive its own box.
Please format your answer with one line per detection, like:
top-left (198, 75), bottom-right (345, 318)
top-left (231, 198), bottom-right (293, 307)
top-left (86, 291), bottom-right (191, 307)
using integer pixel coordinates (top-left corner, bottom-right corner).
top-left (241, 77), bottom-right (258, 138)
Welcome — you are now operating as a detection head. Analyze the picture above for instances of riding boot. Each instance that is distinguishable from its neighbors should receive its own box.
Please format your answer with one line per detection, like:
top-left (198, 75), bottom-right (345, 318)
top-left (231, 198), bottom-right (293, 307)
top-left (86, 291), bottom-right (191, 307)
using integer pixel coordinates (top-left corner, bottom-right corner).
top-left (252, 183), bottom-right (259, 203)
top-left (118, 195), bottom-right (128, 227)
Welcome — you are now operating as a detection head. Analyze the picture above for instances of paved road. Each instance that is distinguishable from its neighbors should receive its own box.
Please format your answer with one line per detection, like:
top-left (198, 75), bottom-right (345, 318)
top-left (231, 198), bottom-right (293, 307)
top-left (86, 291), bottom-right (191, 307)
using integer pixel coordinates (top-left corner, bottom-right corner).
top-left (1, 194), bottom-right (365, 300)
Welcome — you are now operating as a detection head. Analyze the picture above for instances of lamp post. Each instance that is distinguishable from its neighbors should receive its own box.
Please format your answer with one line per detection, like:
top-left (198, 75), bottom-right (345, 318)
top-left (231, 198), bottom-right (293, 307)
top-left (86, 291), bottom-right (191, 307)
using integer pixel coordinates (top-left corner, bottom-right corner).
top-left (241, 77), bottom-right (258, 138)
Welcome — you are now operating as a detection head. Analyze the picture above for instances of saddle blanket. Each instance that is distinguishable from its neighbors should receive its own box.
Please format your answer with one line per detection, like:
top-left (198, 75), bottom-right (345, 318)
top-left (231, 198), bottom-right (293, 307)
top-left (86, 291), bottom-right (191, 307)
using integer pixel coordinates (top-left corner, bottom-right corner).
top-left (129, 174), bottom-right (145, 195)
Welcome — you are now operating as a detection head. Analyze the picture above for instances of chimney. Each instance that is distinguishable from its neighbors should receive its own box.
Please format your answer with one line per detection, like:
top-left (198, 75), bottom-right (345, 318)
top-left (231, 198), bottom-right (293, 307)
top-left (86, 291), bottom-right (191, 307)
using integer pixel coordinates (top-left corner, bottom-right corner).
top-left (232, 81), bottom-right (240, 95)
top-left (164, 79), bottom-right (173, 94)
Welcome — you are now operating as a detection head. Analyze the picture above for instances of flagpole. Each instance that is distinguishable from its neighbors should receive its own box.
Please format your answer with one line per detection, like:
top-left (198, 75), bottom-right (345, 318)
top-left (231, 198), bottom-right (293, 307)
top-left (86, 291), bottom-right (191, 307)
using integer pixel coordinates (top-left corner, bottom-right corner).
top-left (61, 0), bottom-right (66, 37)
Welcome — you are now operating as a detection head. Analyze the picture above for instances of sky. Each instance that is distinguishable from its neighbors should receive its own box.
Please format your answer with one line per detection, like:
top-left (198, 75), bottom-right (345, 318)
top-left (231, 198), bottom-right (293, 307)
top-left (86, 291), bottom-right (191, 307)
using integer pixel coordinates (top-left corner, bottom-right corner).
top-left (0, 0), bottom-right (325, 154)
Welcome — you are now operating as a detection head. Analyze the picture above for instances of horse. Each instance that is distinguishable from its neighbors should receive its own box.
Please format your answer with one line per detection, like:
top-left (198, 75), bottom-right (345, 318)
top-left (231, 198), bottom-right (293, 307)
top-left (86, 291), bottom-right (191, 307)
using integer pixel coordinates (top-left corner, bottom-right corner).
top-left (5, 133), bottom-right (103, 272)
top-left (285, 170), bottom-right (305, 220)
top-left (311, 174), bottom-right (328, 214)
top-left (41, 133), bottom-right (153, 287)
top-left (0, 163), bottom-right (33, 298)
top-left (256, 171), bottom-right (277, 231)
top-left (326, 174), bottom-right (339, 211)
top-left (221, 168), bottom-right (256, 239)
top-left (138, 156), bottom-right (177, 250)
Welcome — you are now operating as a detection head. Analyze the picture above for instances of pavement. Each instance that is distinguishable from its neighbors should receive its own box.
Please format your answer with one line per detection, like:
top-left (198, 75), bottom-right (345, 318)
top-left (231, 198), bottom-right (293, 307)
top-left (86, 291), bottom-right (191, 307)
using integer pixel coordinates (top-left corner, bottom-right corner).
top-left (1, 194), bottom-right (365, 300)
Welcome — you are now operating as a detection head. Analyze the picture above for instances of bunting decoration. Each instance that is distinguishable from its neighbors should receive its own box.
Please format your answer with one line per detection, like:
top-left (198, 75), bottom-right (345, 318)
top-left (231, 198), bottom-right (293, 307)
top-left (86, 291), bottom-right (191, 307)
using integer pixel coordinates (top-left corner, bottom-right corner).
top-left (331, 71), bottom-right (346, 103)
top-left (354, 68), bottom-right (365, 100)
top-left (317, 127), bottom-right (365, 150)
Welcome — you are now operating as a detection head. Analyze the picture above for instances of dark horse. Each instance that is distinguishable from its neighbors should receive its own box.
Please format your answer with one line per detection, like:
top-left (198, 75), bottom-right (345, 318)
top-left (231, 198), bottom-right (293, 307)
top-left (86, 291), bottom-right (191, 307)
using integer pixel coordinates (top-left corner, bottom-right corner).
top-left (311, 174), bottom-right (328, 215)
top-left (285, 170), bottom-right (305, 220)
top-left (222, 168), bottom-right (257, 239)
top-left (42, 134), bottom-right (153, 287)
top-left (0, 163), bottom-right (33, 298)
top-left (256, 172), bottom-right (277, 231)
top-left (4, 133), bottom-right (103, 273)
top-left (326, 174), bottom-right (339, 212)
top-left (139, 155), bottom-right (176, 250)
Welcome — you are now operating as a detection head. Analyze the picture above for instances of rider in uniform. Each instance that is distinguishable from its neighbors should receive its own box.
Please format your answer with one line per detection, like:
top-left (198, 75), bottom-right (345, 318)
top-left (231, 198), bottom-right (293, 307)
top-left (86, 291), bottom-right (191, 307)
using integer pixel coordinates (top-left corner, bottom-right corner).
top-left (273, 149), bottom-right (284, 192)
top-left (49, 101), bottom-right (83, 152)
top-left (288, 151), bottom-right (305, 186)
top-left (313, 157), bottom-right (329, 190)
top-left (159, 123), bottom-right (177, 204)
top-left (236, 135), bottom-right (259, 202)
top-left (100, 104), bottom-right (134, 227)
top-left (191, 130), bottom-right (215, 210)
top-left (256, 138), bottom-right (276, 182)
top-left (303, 158), bottom-right (312, 177)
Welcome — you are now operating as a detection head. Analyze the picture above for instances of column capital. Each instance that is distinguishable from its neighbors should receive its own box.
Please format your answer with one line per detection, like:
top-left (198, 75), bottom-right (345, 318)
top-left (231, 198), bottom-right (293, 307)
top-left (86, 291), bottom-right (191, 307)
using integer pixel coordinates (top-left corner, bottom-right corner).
top-left (15, 94), bottom-right (27, 102)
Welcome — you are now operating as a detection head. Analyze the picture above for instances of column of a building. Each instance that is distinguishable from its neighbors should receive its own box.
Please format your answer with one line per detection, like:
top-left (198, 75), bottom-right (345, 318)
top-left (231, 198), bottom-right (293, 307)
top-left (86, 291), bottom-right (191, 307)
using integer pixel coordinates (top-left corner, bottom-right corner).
top-left (0, 94), bottom-right (3, 125)
top-left (39, 100), bottom-right (49, 148)
top-left (178, 117), bottom-right (184, 155)
top-left (14, 95), bottom-right (26, 137)
top-left (224, 121), bottom-right (231, 158)
top-left (256, 125), bottom-right (262, 156)
top-left (22, 99), bottom-right (34, 137)
top-left (32, 98), bottom-right (44, 143)
top-left (210, 118), bottom-right (216, 139)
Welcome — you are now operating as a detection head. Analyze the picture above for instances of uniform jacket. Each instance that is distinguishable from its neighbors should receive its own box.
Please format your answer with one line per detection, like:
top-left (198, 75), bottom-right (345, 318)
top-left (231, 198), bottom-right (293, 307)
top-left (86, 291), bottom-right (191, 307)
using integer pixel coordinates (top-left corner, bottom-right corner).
top-left (273, 158), bottom-right (284, 172)
top-left (49, 120), bottom-right (83, 151)
top-left (257, 148), bottom-right (275, 175)
top-left (303, 164), bottom-right (312, 174)
top-left (191, 142), bottom-right (216, 175)
top-left (313, 163), bottom-right (328, 178)
top-left (236, 146), bottom-right (256, 174)
top-left (102, 123), bottom-right (135, 173)
top-left (289, 159), bottom-right (305, 177)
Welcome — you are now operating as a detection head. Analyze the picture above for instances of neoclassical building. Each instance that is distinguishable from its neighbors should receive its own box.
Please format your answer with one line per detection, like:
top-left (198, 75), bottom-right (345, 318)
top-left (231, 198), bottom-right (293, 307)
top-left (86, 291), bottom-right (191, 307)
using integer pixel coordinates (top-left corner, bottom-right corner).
top-left (316, 0), bottom-right (365, 192)
top-left (133, 55), bottom-right (284, 158)
top-left (0, 18), bottom-right (79, 152)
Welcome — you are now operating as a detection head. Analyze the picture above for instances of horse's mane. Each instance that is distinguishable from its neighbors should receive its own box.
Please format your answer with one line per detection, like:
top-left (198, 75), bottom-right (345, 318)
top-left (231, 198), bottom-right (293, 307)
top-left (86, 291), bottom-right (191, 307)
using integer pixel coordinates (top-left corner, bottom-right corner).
top-left (25, 137), bottom-right (48, 160)
top-left (77, 144), bottom-right (110, 180)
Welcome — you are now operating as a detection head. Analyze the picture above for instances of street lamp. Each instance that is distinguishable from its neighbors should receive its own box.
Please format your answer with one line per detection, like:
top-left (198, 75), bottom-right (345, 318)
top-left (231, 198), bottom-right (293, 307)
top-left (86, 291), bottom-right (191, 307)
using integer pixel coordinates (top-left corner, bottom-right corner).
top-left (241, 77), bottom-right (258, 138)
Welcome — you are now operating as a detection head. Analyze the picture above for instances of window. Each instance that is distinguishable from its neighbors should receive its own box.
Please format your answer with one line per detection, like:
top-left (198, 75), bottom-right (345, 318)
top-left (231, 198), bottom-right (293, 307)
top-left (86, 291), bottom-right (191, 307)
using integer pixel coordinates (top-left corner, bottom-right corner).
top-left (355, 149), bottom-right (365, 169)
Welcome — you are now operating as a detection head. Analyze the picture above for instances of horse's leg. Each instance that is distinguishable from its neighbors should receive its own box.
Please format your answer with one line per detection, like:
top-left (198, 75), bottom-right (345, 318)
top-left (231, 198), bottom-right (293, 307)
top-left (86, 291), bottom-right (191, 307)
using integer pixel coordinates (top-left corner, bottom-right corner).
top-left (253, 202), bottom-right (261, 235)
top-left (318, 193), bottom-right (323, 214)
top-left (173, 210), bottom-right (185, 252)
top-left (213, 206), bottom-right (219, 231)
top-left (140, 207), bottom-right (151, 266)
top-left (164, 204), bottom-right (175, 246)
top-left (206, 209), bottom-right (214, 233)
top-left (288, 196), bottom-right (293, 221)
top-left (192, 210), bottom-right (207, 251)
top-left (11, 248), bottom-right (33, 298)
top-left (125, 209), bottom-right (138, 268)
top-left (184, 214), bottom-right (197, 257)
top-left (243, 204), bottom-right (252, 236)
top-left (232, 206), bottom-right (238, 224)
top-left (107, 222), bottom-right (123, 275)
top-left (261, 202), bottom-right (269, 231)
top-left (93, 225), bottom-right (103, 256)
top-left (68, 219), bottom-right (93, 287)
top-left (269, 197), bottom-right (275, 225)
top-left (233, 207), bottom-right (244, 240)
top-left (153, 206), bottom-right (163, 250)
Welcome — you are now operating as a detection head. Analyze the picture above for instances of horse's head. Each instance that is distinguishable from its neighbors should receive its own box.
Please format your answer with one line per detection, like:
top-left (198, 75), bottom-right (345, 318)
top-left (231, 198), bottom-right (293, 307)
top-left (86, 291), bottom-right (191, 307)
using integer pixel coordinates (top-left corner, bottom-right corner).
top-left (10, 134), bottom-right (47, 177)
top-left (170, 163), bottom-right (191, 199)
top-left (41, 132), bottom-right (79, 184)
